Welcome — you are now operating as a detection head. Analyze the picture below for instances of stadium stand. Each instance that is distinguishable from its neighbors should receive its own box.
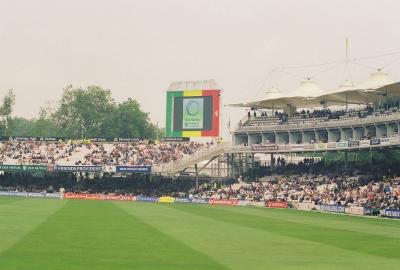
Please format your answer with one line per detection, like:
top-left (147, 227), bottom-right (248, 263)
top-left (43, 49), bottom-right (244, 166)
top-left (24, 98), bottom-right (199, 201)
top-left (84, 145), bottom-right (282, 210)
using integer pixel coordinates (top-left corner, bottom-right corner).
top-left (242, 106), bottom-right (393, 128)
top-left (0, 140), bottom-right (212, 166)
top-left (192, 175), bottom-right (400, 210)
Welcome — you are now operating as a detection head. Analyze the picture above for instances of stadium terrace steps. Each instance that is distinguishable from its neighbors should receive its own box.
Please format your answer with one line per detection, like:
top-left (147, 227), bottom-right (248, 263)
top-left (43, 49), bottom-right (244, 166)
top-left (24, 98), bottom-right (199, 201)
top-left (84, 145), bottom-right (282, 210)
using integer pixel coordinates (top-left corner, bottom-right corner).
top-left (154, 144), bottom-right (227, 174)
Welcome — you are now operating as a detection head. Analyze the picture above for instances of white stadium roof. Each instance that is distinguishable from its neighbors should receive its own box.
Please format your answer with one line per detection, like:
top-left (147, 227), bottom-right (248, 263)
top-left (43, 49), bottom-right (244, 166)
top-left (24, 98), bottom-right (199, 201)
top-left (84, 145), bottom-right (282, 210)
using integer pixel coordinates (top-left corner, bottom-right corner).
top-left (355, 71), bottom-right (393, 90)
top-left (229, 71), bottom-right (400, 110)
top-left (336, 79), bottom-right (354, 92)
top-left (289, 79), bottom-right (325, 98)
top-left (265, 86), bottom-right (282, 99)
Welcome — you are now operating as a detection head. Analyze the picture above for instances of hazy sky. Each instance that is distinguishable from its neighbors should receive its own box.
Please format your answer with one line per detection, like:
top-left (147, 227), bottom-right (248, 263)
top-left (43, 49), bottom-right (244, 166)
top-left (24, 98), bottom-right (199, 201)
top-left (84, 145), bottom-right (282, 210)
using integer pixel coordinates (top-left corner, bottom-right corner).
top-left (0, 0), bottom-right (399, 139)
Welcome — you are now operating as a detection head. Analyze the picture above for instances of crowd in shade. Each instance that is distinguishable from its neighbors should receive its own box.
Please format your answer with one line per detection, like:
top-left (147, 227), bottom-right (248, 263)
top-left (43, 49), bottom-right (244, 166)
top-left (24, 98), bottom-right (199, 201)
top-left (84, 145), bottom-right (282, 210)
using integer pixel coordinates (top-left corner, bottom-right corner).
top-left (0, 140), bottom-right (212, 166)
top-left (246, 104), bottom-right (399, 125)
top-left (193, 175), bottom-right (400, 210)
top-left (291, 106), bottom-right (376, 120)
top-left (0, 174), bottom-right (192, 198)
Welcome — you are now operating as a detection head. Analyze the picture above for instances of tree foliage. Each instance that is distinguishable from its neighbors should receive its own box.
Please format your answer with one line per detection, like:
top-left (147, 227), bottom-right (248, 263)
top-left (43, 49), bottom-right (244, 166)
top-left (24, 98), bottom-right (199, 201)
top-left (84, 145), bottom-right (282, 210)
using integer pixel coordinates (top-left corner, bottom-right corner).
top-left (53, 85), bottom-right (116, 138)
top-left (104, 98), bottom-right (157, 138)
top-left (0, 89), bottom-right (16, 135)
top-left (1, 85), bottom-right (161, 139)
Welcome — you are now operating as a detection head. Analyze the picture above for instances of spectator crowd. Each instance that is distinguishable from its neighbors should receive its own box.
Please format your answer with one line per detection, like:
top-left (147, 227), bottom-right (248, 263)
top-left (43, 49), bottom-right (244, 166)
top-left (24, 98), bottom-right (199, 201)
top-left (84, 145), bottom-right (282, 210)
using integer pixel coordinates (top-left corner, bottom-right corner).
top-left (0, 140), bottom-right (212, 167)
top-left (245, 104), bottom-right (399, 126)
top-left (193, 174), bottom-right (400, 210)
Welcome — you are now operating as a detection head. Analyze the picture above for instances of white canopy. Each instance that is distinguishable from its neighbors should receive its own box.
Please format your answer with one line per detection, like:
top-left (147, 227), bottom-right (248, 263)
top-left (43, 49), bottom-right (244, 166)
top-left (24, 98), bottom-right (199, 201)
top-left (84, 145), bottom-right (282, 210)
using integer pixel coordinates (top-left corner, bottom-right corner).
top-left (355, 71), bottom-right (393, 90)
top-left (265, 86), bottom-right (282, 99)
top-left (229, 78), bottom-right (400, 110)
top-left (289, 79), bottom-right (325, 98)
top-left (337, 80), bottom-right (354, 92)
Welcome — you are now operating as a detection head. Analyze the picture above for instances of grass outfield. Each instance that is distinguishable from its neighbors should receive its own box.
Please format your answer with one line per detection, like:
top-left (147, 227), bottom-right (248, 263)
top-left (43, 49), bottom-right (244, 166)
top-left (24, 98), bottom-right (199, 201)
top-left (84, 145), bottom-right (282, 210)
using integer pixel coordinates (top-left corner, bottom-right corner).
top-left (0, 197), bottom-right (399, 270)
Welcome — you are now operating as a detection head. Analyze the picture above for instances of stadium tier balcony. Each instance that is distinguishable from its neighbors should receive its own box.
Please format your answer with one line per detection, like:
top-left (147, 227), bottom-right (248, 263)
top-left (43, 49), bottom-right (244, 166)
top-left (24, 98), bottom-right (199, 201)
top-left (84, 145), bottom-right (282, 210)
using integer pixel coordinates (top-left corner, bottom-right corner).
top-left (234, 108), bottom-right (400, 146)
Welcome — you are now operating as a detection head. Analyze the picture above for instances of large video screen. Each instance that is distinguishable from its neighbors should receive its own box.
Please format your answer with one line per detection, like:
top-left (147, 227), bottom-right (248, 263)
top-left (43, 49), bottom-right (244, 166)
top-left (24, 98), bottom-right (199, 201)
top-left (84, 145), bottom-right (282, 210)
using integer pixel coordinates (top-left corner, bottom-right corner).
top-left (166, 90), bottom-right (220, 138)
top-left (182, 97), bottom-right (205, 130)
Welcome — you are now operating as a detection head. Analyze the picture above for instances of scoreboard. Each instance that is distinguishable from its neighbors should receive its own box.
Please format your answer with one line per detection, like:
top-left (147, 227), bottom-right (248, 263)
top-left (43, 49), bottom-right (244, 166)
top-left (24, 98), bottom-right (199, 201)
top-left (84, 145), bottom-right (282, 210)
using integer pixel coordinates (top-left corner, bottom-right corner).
top-left (166, 90), bottom-right (220, 137)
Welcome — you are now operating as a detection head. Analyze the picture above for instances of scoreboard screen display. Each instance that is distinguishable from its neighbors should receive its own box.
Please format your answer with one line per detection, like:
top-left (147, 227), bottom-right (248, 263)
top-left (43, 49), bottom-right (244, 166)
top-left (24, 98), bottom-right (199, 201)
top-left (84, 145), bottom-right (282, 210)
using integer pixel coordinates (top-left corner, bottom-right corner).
top-left (166, 90), bottom-right (220, 137)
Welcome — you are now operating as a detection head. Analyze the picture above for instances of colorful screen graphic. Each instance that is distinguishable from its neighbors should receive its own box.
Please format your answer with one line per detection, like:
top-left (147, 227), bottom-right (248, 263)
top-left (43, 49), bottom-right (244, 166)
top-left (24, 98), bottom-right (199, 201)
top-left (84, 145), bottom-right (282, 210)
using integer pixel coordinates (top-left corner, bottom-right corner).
top-left (182, 98), bottom-right (204, 129)
top-left (166, 90), bottom-right (220, 137)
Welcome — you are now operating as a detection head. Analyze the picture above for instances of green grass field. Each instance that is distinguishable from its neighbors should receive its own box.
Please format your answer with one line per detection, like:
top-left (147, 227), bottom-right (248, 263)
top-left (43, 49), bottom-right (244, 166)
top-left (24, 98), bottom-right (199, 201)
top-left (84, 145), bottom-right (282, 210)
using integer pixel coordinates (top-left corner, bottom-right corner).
top-left (0, 197), bottom-right (399, 270)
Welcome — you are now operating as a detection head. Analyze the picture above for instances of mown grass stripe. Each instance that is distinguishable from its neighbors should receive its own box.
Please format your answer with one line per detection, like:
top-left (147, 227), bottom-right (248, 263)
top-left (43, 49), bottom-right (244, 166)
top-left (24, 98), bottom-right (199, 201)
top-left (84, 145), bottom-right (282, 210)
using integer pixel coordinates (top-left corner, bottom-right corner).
top-left (0, 196), bottom-right (26, 205)
top-left (169, 204), bottom-right (400, 261)
top-left (220, 206), bottom-right (400, 239)
top-left (117, 202), bottom-right (400, 270)
top-left (0, 197), bottom-right (66, 254)
top-left (0, 200), bottom-right (228, 270)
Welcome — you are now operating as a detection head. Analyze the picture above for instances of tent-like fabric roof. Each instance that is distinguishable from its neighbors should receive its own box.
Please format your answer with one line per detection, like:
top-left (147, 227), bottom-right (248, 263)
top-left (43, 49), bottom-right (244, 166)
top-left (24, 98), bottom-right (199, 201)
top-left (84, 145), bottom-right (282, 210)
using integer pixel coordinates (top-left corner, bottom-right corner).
top-left (265, 86), bottom-right (282, 99)
top-left (355, 71), bottom-right (393, 90)
top-left (228, 78), bottom-right (400, 110)
top-left (228, 96), bottom-right (323, 109)
top-left (289, 79), bottom-right (325, 98)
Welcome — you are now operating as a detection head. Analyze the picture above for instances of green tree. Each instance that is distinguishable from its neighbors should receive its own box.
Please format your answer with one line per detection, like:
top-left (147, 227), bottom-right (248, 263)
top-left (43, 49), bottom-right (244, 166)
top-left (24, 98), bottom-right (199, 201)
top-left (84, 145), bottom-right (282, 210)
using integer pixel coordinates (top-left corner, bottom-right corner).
top-left (102, 98), bottom-right (156, 138)
top-left (53, 85), bottom-right (116, 138)
top-left (32, 105), bottom-right (60, 137)
top-left (0, 89), bottom-right (16, 136)
top-left (3, 85), bottom-right (159, 139)
top-left (7, 118), bottom-right (34, 136)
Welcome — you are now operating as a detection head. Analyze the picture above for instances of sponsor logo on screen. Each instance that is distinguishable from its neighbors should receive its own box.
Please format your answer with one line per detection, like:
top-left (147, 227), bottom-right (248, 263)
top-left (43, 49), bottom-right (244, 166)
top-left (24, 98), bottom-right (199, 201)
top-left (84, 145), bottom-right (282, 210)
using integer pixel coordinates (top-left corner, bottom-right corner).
top-left (182, 98), bottom-right (204, 129)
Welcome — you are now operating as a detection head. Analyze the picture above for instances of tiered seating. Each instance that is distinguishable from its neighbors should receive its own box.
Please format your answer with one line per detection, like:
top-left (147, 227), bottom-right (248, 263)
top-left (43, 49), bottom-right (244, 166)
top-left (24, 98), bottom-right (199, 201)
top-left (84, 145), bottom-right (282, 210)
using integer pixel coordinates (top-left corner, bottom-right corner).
top-left (0, 141), bottom-right (212, 166)
top-left (241, 107), bottom-right (400, 129)
top-left (194, 174), bottom-right (400, 210)
top-left (287, 116), bottom-right (328, 125)
top-left (244, 116), bottom-right (281, 126)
